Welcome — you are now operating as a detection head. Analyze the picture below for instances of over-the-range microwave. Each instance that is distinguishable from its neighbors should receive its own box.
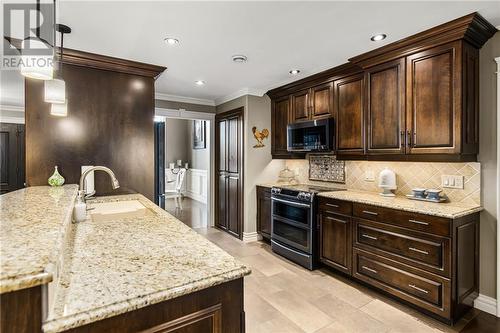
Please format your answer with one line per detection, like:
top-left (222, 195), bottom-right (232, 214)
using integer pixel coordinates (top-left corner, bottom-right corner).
top-left (287, 118), bottom-right (334, 152)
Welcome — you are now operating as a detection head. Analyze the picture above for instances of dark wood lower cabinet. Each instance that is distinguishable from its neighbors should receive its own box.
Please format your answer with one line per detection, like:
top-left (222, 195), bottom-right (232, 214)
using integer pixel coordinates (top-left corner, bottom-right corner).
top-left (1, 279), bottom-right (244, 333)
top-left (64, 279), bottom-right (244, 333)
top-left (318, 196), bottom-right (479, 324)
top-left (319, 211), bottom-right (351, 275)
top-left (0, 285), bottom-right (42, 333)
top-left (256, 186), bottom-right (271, 239)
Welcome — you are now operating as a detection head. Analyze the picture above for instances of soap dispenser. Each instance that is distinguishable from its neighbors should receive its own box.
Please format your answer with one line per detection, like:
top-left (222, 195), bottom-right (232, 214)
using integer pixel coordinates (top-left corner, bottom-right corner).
top-left (73, 190), bottom-right (87, 223)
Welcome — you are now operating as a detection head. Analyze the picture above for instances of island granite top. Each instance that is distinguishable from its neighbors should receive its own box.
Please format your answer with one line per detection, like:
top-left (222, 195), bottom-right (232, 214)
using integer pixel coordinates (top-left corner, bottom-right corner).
top-left (0, 185), bottom-right (78, 293)
top-left (43, 194), bottom-right (250, 333)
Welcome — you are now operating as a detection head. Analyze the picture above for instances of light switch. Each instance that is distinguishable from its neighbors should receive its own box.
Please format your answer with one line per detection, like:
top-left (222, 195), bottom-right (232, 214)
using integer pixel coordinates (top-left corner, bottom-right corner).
top-left (441, 175), bottom-right (464, 189)
top-left (365, 169), bottom-right (375, 182)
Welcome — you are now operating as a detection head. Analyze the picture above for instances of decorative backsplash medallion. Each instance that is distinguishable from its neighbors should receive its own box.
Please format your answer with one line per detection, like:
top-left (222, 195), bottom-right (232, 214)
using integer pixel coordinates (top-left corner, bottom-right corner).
top-left (309, 155), bottom-right (345, 183)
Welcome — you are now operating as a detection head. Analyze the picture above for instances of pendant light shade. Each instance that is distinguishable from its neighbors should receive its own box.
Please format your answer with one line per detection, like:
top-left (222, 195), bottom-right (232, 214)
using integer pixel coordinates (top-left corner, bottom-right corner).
top-left (50, 100), bottom-right (68, 117)
top-left (45, 79), bottom-right (66, 103)
top-left (20, 38), bottom-right (54, 80)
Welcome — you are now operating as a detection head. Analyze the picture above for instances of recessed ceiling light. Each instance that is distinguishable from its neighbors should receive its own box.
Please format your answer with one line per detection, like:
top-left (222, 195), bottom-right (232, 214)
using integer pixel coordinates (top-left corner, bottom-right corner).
top-left (232, 55), bottom-right (248, 63)
top-left (195, 80), bottom-right (206, 86)
top-left (370, 34), bottom-right (387, 42)
top-left (164, 37), bottom-right (179, 45)
top-left (289, 69), bottom-right (300, 75)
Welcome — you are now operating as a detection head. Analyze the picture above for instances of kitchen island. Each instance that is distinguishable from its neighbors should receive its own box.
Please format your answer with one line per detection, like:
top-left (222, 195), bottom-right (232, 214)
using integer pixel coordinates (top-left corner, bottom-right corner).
top-left (0, 186), bottom-right (250, 333)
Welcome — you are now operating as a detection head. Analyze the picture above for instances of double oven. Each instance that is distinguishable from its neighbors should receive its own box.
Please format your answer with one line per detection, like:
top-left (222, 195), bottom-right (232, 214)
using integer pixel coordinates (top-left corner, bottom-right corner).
top-left (271, 185), bottom-right (344, 270)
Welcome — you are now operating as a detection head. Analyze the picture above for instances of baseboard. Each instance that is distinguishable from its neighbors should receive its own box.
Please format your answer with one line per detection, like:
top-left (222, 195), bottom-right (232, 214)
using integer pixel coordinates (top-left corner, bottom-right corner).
top-left (242, 232), bottom-right (262, 243)
top-left (474, 294), bottom-right (497, 316)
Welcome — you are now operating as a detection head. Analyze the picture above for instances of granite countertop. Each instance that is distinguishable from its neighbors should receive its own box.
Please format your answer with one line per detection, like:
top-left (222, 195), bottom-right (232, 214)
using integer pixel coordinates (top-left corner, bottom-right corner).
top-left (318, 189), bottom-right (482, 219)
top-left (0, 185), bottom-right (79, 293)
top-left (43, 194), bottom-right (251, 333)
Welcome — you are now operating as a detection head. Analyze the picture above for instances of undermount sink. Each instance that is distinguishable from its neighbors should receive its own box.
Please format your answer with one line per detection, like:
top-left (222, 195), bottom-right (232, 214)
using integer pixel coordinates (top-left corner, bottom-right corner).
top-left (89, 200), bottom-right (154, 222)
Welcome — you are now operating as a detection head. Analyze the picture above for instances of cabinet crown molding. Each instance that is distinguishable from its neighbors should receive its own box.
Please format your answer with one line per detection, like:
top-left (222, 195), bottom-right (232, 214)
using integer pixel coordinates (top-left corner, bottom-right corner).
top-left (349, 12), bottom-right (497, 68)
top-left (4, 37), bottom-right (166, 79)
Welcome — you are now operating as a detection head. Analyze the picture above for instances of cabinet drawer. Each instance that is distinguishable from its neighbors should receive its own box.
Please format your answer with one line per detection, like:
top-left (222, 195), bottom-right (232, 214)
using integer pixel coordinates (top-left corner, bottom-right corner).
top-left (354, 219), bottom-right (450, 277)
top-left (353, 249), bottom-right (450, 319)
top-left (353, 203), bottom-right (451, 237)
top-left (318, 197), bottom-right (352, 216)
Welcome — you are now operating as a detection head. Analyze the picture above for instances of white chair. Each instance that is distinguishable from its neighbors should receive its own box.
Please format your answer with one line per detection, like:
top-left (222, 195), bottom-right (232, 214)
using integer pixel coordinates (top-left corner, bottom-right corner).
top-left (164, 168), bottom-right (187, 210)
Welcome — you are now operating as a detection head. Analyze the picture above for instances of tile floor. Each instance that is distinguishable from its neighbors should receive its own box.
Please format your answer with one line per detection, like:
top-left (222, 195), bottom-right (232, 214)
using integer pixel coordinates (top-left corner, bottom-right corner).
top-left (193, 227), bottom-right (488, 333)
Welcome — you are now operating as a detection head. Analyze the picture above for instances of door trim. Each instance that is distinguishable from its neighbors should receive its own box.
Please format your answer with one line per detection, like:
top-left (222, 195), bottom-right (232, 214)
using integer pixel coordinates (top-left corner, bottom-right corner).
top-left (215, 107), bottom-right (244, 240)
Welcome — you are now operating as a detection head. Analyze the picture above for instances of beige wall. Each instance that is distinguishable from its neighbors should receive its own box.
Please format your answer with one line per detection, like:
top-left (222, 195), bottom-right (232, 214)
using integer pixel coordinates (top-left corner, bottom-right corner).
top-left (165, 118), bottom-right (210, 171)
top-left (216, 95), bottom-right (285, 235)
top-left (155, 99), bottom-right (216, 113)
top-left (478, 32), bottom-right (499, 299)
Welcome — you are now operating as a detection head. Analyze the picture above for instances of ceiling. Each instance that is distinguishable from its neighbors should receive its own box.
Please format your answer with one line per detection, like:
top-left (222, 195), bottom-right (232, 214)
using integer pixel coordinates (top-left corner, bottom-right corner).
top-left (1, 1), bottom-right (499, 107)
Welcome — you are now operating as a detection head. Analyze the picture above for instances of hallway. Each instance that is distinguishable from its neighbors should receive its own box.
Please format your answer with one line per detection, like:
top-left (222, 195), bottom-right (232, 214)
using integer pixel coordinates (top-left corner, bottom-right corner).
top-left (165, 197), bottom-right (208, 229)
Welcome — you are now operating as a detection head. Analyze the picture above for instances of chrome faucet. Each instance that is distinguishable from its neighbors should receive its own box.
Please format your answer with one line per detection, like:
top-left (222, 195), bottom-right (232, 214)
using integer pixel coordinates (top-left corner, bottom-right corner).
top-left (78, 166), bottom-right (120, 201)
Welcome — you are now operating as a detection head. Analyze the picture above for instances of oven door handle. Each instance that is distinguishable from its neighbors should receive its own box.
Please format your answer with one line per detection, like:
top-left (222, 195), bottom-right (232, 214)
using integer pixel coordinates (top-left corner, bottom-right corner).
top-left (271, 197), bottom-right (311, 208)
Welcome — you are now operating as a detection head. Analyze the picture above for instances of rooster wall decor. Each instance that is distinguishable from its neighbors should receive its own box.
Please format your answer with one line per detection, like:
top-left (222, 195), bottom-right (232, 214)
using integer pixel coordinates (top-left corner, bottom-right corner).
top-left (252, 126), bottom-right (269, 148)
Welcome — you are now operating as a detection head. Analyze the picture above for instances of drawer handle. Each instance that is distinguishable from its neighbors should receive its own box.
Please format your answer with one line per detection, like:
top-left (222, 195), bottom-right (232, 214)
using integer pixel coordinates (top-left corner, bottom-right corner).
top-left (408, 247), bottom-right (429, 255)
top-left (362, 210), bottom-right (379, 216)
top-left (326, 203), bottom-right (340, 208)
top-left (324, 210), bottom-right (339, 215)
top-left (409, 219), bottom-right (429, 226)
top-left (409, 284), bottom-right (429, 294)
top-left (362, 234), bottom-right (378, 241)
top-left (361, 266), bottom-right (378, 274)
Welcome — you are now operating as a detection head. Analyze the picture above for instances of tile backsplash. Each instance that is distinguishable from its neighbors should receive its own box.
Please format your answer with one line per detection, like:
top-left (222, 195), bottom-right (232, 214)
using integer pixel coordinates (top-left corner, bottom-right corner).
top-left (285, 159), bottom-right (481, 205)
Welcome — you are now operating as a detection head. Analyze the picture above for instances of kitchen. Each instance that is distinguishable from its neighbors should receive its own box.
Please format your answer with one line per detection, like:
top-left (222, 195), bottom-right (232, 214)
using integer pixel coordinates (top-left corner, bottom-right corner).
top-left (1, 2), bottom-right (500, 333)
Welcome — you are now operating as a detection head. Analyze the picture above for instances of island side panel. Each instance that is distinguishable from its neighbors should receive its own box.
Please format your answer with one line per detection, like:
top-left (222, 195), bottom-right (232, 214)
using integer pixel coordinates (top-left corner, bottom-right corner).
top-left (63, 278), bottom-right (244, 333)
top-left (0, 285), bottom-right (43, 333)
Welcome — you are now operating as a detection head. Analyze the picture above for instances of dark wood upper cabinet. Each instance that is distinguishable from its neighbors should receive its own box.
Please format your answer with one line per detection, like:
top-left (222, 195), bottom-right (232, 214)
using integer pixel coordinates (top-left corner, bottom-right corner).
top-left (311, 82), bottom-right (334, 119)
top-left (334, 73), bottom-right (365, 155)
top-left (291, 90), bottom-right (310, 122)
top-left (406, 42), bottom-right (459, 155)
top-left (271, 96), bottom-right (291, 158)
top-left (365, 58), bottom-right (406, 155)
top-left (266, 13), bottom-right (496, 161)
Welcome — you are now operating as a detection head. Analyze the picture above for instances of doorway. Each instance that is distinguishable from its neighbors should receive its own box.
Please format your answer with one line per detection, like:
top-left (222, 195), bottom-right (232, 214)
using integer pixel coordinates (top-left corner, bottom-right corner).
top-left (215, 107), bottom-right (244, 239)
top-left (154, 108), bottom-right (215, 229)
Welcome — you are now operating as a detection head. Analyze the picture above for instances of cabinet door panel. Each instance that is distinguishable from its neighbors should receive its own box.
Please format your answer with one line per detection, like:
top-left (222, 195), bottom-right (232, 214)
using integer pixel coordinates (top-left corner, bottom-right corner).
top-left (291, 90), bottom-right (310, 122)
top-left (218, 120), bottom-right (227, 171)
top-left (320, 212), bottom-right (352, 275)
top-left (407, 42), bottom-right (461, 154)
top-left (227, 116), bottom-right (239, 173)
top-left (257, 187), bottom-right (271, 238)
top-left (334, 74), bottom-right (365, 154)
top-left (227, 175), bottom-right (240, 237)
top-left (271, 97), bottom-right (290, 157)
top-left (366, 59), bottom-right (405, 154)
top-left (217, 174), bottom-right (227, 230)
top-left (311, 83), bottom-right (333, 119)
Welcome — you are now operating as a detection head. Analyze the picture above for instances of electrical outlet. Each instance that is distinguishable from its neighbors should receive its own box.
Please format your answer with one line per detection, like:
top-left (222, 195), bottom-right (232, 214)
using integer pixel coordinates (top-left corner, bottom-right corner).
top-left (365, 170), bottom-right (375, 182)
top-left (441, 175), bottom-right (464, 189)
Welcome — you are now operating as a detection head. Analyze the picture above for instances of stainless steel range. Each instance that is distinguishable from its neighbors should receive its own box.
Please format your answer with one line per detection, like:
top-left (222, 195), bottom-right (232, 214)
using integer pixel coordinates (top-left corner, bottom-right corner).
top-left (270, 184), bottom-right (344, 270)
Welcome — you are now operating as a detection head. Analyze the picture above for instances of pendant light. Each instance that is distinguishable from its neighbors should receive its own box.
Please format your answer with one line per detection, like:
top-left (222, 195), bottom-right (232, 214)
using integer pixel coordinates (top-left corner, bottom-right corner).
top-left (45, 24), bottom-right (71, 106)
top-left (20, 1), bottom-right (55, 80)
top-left (50, 100), bottom-right (68, 117)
